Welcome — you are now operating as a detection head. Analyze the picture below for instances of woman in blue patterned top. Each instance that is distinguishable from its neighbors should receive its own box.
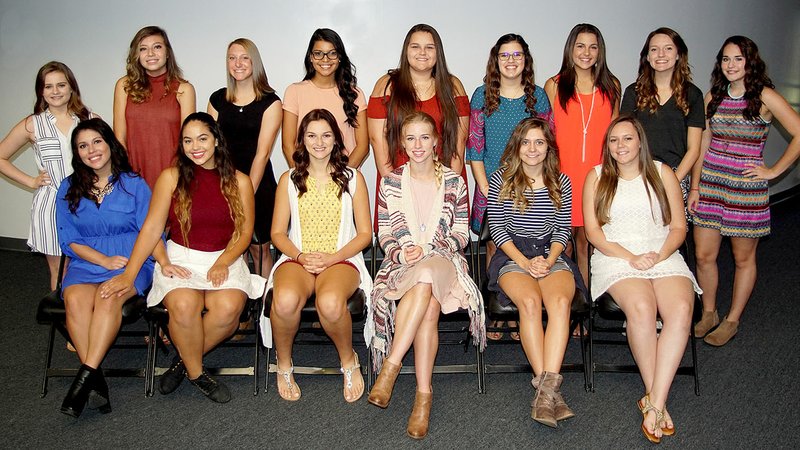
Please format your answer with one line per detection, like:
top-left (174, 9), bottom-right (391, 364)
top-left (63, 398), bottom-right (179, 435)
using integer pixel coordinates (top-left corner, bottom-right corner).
top-left (467, 34), bottom-right (552, 340)
top-left (486, 117), bottom-right (575, 428)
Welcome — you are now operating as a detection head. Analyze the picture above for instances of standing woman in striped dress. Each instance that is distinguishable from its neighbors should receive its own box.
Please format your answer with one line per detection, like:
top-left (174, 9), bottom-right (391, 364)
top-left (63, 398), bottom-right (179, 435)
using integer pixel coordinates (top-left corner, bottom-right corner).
top-left (689, 36), bottom-right (800, 346)
top-left (485, 117), bottom-right (577, 427)
top-left (0, 62), bottom-right (92, 290)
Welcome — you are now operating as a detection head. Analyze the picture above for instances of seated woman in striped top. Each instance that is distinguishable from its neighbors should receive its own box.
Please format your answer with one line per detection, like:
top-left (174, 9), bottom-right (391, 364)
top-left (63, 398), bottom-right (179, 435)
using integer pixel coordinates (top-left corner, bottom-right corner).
top-left (485, 117), bottom-right (576, 428)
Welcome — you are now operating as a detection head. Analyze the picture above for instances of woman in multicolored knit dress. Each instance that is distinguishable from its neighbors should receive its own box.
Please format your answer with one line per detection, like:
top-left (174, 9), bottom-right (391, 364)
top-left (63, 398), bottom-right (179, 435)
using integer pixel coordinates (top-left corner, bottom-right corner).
top-left (368, 112), bottom-right (485, 440)
top-left (689, 36), bottom-right (800, 346)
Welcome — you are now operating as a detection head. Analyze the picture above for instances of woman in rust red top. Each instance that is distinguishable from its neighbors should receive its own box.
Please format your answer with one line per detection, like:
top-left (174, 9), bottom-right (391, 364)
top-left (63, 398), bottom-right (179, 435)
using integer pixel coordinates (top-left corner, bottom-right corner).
top-left (113, 26), bottom-right (196, 189)
top-left (367, 23), bottom-right (470, 226)
top-left (101, 112), bottom-right (265, 403)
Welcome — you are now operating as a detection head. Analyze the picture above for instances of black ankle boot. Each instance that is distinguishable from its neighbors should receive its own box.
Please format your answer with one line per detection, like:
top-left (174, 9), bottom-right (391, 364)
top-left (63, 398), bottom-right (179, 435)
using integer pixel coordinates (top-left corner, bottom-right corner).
top-left (87, 367), bottom-right (111, 414)
top-left (60, 365), bottom-right (95, 418)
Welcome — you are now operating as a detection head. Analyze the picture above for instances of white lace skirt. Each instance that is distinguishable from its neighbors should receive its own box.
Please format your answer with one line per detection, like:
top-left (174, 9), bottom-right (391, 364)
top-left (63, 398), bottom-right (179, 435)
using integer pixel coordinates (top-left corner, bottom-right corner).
top-left (147, 240), bottom-right (267, 307)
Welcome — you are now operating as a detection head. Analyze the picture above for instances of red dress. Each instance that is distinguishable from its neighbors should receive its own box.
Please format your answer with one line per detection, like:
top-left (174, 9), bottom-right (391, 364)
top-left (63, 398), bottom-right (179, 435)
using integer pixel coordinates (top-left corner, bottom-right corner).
top-left (367, 93), bottom-right (470, 228)
top-left (125, 72), bottom-right (182, 189)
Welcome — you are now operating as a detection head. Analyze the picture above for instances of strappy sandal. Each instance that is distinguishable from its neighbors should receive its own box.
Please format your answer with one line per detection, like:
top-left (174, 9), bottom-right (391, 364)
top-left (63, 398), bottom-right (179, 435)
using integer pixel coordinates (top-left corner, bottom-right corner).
top-left (276, 358), bottom-right (301, 401)
top-left (638, 394), bottom-right (664, 444)
top-left (638, 395), bottom-right (675, 437)
top-left (340, 350), bottom-right (364, 403)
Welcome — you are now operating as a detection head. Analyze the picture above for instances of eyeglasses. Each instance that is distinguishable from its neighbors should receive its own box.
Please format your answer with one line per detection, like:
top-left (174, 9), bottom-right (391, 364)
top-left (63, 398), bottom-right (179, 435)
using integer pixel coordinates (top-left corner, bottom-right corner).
top-left (498, 52), bottom-right (524, 61)
top-left (311, 50), bottom-right (339, 61)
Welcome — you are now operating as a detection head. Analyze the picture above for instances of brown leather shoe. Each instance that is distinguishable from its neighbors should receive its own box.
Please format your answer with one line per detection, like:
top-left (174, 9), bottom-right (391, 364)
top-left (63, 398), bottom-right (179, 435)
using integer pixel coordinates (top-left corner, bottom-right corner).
top-left (531, 371), bottom-right (558, 427)
top-left (407, 390), bottom-right (433, 439)
top-left (552, 376), bottom-right (575, 421)
top-left (704, 316), bottom-right (738, 346)
top-left (367, 359), bottom-right (401, 408)
top-left (694, 309), bottom-right (719, 337)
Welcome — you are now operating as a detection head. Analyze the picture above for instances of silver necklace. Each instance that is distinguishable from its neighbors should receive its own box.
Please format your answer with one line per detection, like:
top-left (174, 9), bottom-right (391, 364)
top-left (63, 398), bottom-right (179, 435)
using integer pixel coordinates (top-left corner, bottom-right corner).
top-left (576, 88), bottom-right (596, 162)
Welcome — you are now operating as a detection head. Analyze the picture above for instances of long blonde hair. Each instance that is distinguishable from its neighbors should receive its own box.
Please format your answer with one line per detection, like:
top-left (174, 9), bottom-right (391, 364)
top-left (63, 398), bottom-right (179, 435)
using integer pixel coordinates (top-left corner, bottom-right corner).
top-left (497, 117), bottom-right (562, 212)
top-left (400, 111), bottom-right (443, 187)
top-left (225, 38), bottom-right (274, 103)
top-left (594, 115), bottom-right (671, 226)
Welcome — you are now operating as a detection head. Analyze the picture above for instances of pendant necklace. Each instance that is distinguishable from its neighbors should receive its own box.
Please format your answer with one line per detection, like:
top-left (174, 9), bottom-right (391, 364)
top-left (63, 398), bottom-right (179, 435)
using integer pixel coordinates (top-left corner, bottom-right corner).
top-left (576, 88), bottom-right (596, 162)
top-left (410, 177), bottom-right (429, 232)
top-left (91, 182), bottom-right (114, 204)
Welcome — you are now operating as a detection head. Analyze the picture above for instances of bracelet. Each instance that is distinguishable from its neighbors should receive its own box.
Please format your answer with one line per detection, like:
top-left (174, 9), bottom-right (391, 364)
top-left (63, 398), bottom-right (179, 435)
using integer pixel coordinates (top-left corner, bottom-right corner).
top-left (295, 251), bottom-right (303, 261)
top-left (690, 188), bottom-right (699, 191)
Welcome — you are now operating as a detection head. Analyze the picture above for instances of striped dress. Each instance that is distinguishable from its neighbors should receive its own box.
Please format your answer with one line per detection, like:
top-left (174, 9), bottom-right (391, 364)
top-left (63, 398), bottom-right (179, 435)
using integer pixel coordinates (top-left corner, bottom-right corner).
top-left (29, 110), bottom-right (78, 256)
top-left (694, 95), bottom-right (771, 238)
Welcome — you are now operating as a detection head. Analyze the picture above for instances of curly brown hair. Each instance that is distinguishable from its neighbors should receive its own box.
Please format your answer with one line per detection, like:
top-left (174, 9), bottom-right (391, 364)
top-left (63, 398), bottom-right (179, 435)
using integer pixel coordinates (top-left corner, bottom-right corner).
top-left (707, 35), bottom-right (774, 121)
top-left (634, 27), bottom-right (693, 115)
top-left (124, 26), bottom-right (186, 104)
top-left (482, 34), bottom-right (539, 117)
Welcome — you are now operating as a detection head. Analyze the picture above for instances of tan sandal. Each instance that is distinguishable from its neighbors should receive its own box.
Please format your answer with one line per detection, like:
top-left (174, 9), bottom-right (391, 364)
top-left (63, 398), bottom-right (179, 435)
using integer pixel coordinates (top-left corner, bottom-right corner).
top-left (638, 394), bottom-right (664, 444)
top-left (276, 358), bottom-right (301, 401)
top-left (340, 350), bottom-right (364, 403)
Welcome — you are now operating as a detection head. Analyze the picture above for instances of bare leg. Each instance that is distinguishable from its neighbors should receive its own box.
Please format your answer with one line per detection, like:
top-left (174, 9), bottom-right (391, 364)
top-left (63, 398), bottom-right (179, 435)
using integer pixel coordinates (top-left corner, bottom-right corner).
top-left (694, 226), bottom-right (722, 313)
top-left (538, 271), bottom-right (574, 372)
top-left (498, 272), bottom-right (545, 375)
top-left (573, 227), bottom-right (589, 289)
top-left (84, 286), bottom-right (136, 368)
top-left (270, 263), bottom-right (314, 399)
top-left (162, 289), bottom-right (205, 379)
top-left (314, 265), bottom-right (362, 401)
top-left (249, 242), bottom-right (274, 278)
top-left (386, 283), bottom-right (434, 366)
top-left (46, 254), bottom-right (61, 291)
top-left (202, 289), bottom-right (247, 352)
top-left (608, 278), bottom-right (660, 438)
top-left (650, 277), bottom-right (694, 431)
top-left (412, 296), bottom-right (440, 393)
top-left (727, 237), bottom-right (759, 322)
top-left (63, 284), bottom-right (99, 362)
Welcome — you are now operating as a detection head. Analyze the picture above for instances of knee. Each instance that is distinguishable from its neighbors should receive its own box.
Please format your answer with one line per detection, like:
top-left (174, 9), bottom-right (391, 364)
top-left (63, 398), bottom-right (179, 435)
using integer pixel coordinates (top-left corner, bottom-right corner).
top-left (694, 249), bottom-right (717, 267)
top-left (271, 289), bottom-right (303, 319)
top-left (166, 298), bottom-right (202, 328)
top-left (315, 293), bottom-right (347, 323)
top-left (209, 298), bottom-right (245, 326)
top-left (732, 252), bottom-right (756, 270)
top-left (422, 298), bottom-right (441, 323)
top-left (547, 294), bottom-right (572, 318)
top-left (665, 298), bottom-right (694, 331)
top-left (515, 296), bottom-right (542, 320)
top-left (623, 299), bottom-right (657, 326)
top-left (63, 292), bottom-right (90, 318)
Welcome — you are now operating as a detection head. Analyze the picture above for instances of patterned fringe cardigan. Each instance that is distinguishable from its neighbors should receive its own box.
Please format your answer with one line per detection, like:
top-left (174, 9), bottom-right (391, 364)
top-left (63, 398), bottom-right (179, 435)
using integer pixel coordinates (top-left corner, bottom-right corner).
top-left (370, 164), bottom-right (486, 371)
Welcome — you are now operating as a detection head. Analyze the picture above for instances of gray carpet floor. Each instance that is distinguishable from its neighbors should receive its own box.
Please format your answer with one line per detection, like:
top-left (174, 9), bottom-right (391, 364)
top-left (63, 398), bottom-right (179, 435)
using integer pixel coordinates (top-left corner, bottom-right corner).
top-left (2, 198), bottom-right (800, 449)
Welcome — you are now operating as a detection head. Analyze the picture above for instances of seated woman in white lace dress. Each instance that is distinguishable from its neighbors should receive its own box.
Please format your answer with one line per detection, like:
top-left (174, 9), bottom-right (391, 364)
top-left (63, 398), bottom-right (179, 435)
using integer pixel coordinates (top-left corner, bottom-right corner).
top-left (583, 115), bottom-right (701, 444)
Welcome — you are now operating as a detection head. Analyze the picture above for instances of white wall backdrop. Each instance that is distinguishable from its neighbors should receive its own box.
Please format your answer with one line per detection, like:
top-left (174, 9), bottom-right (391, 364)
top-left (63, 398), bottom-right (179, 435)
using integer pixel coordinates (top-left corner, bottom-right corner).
top-left (1, 0), bottom-right (798, 240)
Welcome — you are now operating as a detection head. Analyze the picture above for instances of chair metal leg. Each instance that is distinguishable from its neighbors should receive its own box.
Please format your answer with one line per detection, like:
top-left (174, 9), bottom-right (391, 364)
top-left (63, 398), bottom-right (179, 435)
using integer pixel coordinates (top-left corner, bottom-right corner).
top-left (476, 345), bottom-right (485, 394)
top-left (264, 346), bottom-right (271, 393)
top-left (578, 317), bottom-right (590, 392)
top-left (690, 319), bottom-right (700, 396)
top-left (252, 311), bottom-right (261, 396)
top-left (145, 320), bottom-right (158, 397)
top-left (588, 312), bottom-right (595, 392)
top-left (40, 324), bottom-right (57, 398)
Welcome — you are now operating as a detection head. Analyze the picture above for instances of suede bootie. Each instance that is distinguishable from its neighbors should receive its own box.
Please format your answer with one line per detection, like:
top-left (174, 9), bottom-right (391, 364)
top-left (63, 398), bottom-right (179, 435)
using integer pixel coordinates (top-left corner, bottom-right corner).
top-left (694, 309), bottom-right (719, 337)
top-left (368, 359), bottom-right (402, 408)
top-left (704, 316), bottom-right (738, 346)
top-left (407, 390), bottom-right (433, 439)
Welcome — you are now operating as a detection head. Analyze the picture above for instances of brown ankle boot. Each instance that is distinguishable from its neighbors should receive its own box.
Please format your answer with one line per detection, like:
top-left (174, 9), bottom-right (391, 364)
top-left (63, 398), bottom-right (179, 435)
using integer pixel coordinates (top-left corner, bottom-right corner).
top-left (407, 390), bottom-right (433, 439)
top-left (694, 309), bottom-right (719, 337)
top-left (531, 371), bottom-right (557, 428)
top-left (704, 316), bottom-right (738, 346)
top-left (550, 373), bottom-right (574, 421)
top-left (368, 359), bottom-right (401, 408)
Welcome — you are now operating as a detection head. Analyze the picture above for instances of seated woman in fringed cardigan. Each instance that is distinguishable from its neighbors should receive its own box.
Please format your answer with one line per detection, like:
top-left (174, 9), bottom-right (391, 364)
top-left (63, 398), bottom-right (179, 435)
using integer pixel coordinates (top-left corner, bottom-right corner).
top-left (367, 111), bottom-right (485, 440)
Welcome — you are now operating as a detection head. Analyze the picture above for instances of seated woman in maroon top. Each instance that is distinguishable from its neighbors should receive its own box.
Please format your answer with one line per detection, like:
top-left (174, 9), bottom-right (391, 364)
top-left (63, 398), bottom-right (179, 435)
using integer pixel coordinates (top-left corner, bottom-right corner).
top-left (101, 112), bottom-right (265, 403)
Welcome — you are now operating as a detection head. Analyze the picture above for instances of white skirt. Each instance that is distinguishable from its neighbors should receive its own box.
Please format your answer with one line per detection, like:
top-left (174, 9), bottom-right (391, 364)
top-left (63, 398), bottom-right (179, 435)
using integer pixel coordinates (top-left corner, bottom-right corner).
top-left (147, 240), bottom-right (267, 307)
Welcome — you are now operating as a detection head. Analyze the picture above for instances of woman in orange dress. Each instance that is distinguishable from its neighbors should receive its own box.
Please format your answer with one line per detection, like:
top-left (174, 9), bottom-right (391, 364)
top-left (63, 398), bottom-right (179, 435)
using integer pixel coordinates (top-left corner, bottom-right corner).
top-left (544, 23), bottom-right (619, 287)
